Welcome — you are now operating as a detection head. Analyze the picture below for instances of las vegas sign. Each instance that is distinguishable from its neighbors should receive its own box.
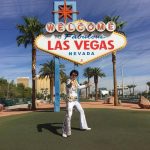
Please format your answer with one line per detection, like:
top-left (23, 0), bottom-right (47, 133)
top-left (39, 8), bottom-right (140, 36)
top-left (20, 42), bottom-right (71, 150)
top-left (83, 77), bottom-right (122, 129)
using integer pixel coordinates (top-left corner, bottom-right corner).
top-left (35, 20), bottom-right (127, 65)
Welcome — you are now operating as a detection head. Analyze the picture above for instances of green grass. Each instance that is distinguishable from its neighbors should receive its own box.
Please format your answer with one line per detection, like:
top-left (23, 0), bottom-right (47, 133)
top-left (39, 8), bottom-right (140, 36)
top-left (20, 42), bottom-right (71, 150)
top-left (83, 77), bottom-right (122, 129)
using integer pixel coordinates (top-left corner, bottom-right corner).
top-left (0, 109), bottom-right (150, 150)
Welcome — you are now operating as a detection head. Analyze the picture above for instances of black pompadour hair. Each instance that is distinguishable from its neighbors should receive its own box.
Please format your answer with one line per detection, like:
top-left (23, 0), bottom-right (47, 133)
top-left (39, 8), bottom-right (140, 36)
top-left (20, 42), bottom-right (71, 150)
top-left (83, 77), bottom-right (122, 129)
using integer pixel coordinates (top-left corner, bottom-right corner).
top-left (70, 70), bottom-right (79, 76)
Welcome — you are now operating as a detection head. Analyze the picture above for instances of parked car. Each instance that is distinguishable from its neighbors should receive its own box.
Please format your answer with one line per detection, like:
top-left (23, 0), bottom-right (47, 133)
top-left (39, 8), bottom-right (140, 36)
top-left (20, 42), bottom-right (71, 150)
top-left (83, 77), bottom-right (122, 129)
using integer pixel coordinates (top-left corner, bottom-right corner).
top-left (99, 88), bottom-right (109, 96)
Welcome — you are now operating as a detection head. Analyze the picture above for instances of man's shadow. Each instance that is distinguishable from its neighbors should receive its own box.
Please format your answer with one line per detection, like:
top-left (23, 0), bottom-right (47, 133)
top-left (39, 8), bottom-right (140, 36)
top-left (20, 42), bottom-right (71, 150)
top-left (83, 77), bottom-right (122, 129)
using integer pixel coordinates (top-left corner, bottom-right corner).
top-left (37, 123), bottom-right (81, 136)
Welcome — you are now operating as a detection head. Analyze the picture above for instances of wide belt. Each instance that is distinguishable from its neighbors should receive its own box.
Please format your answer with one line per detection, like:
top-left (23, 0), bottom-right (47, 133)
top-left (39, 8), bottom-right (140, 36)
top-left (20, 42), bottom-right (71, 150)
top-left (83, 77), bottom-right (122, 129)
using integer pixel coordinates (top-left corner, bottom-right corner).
top-left (67, 96), bottom-right (78, 102)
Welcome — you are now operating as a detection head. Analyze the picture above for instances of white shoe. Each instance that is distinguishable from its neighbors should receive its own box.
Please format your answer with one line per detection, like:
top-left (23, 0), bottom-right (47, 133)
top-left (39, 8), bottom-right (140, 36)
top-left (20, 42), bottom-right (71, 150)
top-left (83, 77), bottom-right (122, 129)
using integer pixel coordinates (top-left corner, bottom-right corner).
top-left (81, 127), bottom-right (91, 130)
top-left (67, 133), bottom-right (71, 136)
top-left (85, 127), bottom-right (91, 130)
top-left (62, 133), bottom-right (67, 138)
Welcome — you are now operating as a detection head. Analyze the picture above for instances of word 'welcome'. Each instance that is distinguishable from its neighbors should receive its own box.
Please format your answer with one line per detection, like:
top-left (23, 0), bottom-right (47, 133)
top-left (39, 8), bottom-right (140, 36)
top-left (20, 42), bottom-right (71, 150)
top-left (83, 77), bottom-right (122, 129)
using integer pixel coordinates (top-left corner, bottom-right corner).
top-left (46, 21), bottom-right (116, 33)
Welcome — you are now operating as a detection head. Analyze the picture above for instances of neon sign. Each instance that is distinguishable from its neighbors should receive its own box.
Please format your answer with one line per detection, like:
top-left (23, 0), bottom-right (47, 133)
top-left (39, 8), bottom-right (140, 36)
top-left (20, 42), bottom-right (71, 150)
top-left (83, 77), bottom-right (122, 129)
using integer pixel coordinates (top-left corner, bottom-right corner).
top-left (35, 20), bottom-right (127, 65)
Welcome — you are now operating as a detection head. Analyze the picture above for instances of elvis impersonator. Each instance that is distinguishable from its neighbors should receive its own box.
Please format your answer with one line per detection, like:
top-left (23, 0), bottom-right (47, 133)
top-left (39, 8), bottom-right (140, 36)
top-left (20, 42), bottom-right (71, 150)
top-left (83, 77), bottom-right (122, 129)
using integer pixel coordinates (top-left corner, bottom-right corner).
top-left (62, 70), bottom-right (92, 138)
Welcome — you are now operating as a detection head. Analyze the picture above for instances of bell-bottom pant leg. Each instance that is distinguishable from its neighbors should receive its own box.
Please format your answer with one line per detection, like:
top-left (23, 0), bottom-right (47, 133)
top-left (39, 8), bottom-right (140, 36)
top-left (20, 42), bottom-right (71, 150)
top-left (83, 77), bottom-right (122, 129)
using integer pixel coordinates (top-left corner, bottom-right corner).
top-left (62, 101), bottom-right (89, 135)
top-left (62, 101), bottom-right (74, 135)
top-left (74, 101), bottom-right (89, 129)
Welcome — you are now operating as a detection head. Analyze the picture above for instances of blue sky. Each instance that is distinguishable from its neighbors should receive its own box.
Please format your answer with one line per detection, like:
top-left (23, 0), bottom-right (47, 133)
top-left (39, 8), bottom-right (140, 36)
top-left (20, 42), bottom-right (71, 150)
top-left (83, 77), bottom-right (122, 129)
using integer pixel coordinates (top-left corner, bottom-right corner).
top-left (0, 0), bottom-right (150, 92)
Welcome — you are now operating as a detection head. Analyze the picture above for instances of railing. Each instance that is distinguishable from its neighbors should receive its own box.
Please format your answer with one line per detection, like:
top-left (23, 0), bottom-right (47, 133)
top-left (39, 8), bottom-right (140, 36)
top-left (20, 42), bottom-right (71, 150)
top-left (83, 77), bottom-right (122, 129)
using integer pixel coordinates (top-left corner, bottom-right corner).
top-left (119, 95), bottom-right (140, 104)
top-left (0, 98), bottom-right (31, 107)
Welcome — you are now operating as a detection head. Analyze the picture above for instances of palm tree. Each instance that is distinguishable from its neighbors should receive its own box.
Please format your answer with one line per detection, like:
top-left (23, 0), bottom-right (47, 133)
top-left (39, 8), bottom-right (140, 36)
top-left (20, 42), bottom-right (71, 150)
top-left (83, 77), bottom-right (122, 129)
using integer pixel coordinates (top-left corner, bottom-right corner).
top-left (146, 82), bottom-right (150, 93)
top-left (39, 60), bottom-right (66, 103)
top-left (83, 81), bottom-right (88, 99)
top-left (60, 71), bottom-right (69, 95)
top-left (16, 17), bottom-right (44, 110)
top-left (103, 16), bottom-right (126, 34)
top-left (91, 68), bottom-right (106, 101)
top-left (60, 70), bottom-right (69, 84)
top-left (83, 67), bottom-right (93, 99)
top-left (127, 85), bottom-right (132, 95)
top-left (131, 84), bottom-right (136, 95)
top-left (103, 16), bottom-right (126, 106)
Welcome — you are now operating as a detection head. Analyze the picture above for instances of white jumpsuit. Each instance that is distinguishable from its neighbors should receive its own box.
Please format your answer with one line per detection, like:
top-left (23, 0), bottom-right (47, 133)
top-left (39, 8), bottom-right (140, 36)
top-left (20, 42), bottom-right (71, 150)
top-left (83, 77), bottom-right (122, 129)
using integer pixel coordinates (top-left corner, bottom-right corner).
top-left (62, 79), bottom-right (89, 136)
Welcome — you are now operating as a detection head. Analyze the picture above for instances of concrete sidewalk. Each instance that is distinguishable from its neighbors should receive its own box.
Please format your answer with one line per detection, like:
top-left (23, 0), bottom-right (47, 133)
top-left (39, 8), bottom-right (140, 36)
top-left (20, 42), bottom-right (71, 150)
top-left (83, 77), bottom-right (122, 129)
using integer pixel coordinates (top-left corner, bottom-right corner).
top-left (1, 101), bottom-right (150, 117)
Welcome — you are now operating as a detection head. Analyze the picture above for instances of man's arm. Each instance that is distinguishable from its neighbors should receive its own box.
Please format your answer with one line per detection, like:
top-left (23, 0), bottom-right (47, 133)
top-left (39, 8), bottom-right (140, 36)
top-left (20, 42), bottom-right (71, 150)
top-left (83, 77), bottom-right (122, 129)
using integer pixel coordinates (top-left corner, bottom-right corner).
top-left (77, 81), bottom-right (88, 89)
top-left (66, 79), bottom-right (72, 88)
top-left (77, 81), bottom-right (93, 89)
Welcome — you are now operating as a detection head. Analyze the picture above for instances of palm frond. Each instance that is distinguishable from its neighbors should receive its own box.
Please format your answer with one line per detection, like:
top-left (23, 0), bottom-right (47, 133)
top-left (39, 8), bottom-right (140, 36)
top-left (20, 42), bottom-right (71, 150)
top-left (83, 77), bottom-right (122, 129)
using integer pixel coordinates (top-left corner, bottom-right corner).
top-left (91, 67), bottom-right (106, 78)
top-left (16, 16), bottom-right (44, 48)
top-left (103, 15), bottom-right (126, 34)
top-left (83, 67), bottom-right (93, 78)
top-left (39, 60), bottom-right (67, 82)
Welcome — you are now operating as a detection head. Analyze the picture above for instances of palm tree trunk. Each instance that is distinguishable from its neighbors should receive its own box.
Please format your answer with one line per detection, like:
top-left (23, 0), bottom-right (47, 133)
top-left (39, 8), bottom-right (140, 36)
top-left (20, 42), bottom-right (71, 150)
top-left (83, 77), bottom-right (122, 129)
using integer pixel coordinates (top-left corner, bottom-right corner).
top-left (32, 43), bottom-right (36, 110)
top-left (129, 88), bottom-right (131, 95)
top-left (50, 77), bottom-right (54, 103)
top-left (95, 82), bottom-right (98, 101)
top-left (94, 76), bottom-right (98, 101)
top-left (112, 52), bottom-right (119, 106)
top-left (86, 87), bottom-right (88, 99)
top-left (133, 88), bottom-right (134, 95)
top-left (88, 77), bottom-right (90, 99)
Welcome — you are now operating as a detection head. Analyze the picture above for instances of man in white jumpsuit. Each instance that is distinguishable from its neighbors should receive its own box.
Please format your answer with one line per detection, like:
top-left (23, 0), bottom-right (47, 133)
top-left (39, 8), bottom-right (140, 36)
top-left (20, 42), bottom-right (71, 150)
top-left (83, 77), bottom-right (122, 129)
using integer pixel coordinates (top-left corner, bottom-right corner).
top-left (62, 70), bottom-right (92, 138)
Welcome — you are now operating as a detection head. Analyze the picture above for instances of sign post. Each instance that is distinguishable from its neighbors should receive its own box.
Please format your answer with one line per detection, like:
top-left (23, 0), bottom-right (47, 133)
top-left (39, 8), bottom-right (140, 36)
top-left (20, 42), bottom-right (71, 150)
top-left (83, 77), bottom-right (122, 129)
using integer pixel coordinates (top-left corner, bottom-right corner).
top-left (53, 1), bottom-right (60, 112)
top-left (53, 0), bottom-right (78, 112)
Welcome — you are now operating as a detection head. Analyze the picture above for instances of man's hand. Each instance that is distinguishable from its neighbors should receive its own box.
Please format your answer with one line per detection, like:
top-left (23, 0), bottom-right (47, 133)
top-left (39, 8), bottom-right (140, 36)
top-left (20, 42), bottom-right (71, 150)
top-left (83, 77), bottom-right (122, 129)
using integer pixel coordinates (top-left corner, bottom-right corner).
top-left (87, 82), bottom-right (94, 87)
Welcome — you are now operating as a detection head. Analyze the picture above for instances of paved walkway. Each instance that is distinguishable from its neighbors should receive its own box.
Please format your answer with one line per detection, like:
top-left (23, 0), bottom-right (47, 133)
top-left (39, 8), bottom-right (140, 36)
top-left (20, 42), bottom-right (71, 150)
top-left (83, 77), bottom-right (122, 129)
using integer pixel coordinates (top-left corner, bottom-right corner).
top-left (0, 101), bottom-right (149, 117)
top-left (0, 111), bottom-right (31, 117)
top-left (36, 101), bottom-right (145, 111)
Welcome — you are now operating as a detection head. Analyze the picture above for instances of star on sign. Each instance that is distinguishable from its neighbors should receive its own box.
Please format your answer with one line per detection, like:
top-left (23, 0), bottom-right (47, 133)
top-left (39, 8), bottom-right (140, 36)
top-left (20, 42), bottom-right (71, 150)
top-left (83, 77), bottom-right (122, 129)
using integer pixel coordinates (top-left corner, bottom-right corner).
top-left (52, 0), bottom-right (79, 24)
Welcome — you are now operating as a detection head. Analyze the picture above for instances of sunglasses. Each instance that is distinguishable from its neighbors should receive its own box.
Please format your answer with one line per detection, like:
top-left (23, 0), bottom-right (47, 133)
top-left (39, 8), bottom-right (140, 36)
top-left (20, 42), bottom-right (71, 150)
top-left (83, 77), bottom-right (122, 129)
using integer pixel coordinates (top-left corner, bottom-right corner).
top-left (72, 74), bottom-right (78, 77)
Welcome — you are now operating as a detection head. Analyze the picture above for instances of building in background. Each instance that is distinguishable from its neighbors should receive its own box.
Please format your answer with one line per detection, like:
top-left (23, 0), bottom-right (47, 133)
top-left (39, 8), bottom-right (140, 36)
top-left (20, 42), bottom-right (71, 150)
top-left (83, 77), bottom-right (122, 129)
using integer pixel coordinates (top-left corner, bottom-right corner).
top-left (17, 77), bottom-right (29, 88)
top-left (35, 75), bottom-right (50, 95)
top-left (35, 75), bottom-right (66, 95)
